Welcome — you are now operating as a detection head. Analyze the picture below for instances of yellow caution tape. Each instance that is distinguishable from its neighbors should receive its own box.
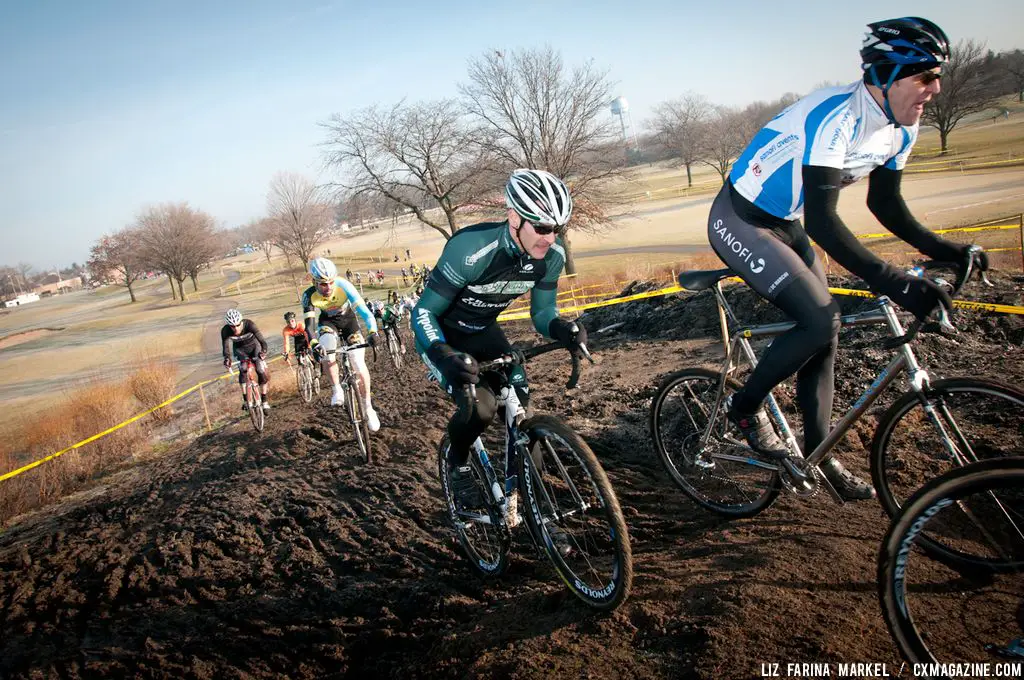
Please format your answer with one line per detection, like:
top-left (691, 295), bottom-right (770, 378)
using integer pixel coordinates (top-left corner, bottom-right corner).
top-left (856, 224), bottom-right (1019, 240)
top-left (0, 355), bottom-right (284, 483)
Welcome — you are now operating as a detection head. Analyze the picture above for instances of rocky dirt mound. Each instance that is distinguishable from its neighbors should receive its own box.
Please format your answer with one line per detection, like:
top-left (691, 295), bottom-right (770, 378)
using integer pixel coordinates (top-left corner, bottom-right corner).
top-left (1, 271), bottom-right (1022, 678)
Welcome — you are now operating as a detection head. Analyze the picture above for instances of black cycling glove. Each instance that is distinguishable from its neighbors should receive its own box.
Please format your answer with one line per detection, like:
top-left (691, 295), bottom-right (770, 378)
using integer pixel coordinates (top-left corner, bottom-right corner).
top-left (871, 267), bottom-right (953, 322)
top-left (426, 342), bottom-right (479, 387)
top-left (367, 332), bottom-right (380, 348)
top-left (549, 318), bottom-right (588, 350)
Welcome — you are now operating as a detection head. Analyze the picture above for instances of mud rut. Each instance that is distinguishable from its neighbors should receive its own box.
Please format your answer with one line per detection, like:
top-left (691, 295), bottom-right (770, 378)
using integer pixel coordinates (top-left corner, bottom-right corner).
top-left (1, 274), bottom-right (1022, 679)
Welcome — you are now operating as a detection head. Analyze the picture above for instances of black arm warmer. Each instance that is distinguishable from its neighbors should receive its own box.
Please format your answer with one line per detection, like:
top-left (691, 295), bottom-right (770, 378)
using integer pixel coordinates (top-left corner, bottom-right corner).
top-left (802, 165), bottom-right (890, 286)
top-left (866, 166), bottom-right (962, 262)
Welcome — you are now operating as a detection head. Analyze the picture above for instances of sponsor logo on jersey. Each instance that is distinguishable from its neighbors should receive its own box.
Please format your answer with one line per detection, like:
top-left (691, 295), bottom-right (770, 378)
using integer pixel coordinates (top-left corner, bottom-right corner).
top-left (752, 164), bottom-right (762, 177)
top-left (464, 239), bottom-right (500, 266)
top-left (467, 281), bottom-right (535, 295)
top-left (461, 297), bottom-right (510, 309)
top-left (521, 263), bottom-right (534, 272)
top-left (416, 307), bottom-right (441, 343)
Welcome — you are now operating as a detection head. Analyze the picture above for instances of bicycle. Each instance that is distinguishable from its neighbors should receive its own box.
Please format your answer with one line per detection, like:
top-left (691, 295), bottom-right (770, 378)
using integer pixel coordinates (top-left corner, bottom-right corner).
top-left (236, 358), bottom-right (265, 433)
top-left (382, 324), bottom-right (404, 370)
top-left (649, 252), bottom-right (1024, 525)
top-left (328, 338), bottom-right (373, 464)
top-left (878, 457), bottom-right (1024, 674)
top-left (289, 348), bottom-right (321, 404)
top-left (437, 341), bottom-right (633, 611)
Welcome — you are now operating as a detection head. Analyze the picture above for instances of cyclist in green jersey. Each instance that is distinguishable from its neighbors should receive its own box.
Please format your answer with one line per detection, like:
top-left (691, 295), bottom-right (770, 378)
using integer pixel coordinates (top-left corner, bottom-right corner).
top-left (412, 169), bottom-right (587, 505)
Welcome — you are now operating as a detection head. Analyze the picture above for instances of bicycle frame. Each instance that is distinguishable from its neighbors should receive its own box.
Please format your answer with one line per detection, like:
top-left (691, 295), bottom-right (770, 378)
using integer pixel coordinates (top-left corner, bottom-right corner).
top-left (703, 280), bottom-right (939, 503)
top-left (465, 381), bottom-right (527, 527)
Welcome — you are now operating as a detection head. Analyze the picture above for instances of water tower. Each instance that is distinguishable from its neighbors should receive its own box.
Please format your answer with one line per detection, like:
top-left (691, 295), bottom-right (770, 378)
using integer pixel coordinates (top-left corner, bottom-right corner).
top-left (610, 96), bottom-right (638, 151)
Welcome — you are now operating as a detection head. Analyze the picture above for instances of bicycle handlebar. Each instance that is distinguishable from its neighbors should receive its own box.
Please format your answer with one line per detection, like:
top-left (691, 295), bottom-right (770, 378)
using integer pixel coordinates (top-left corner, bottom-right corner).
top-left (466, 341), bottom-right (594, 401)
top-left (880, 246), bottom-right (988, 349)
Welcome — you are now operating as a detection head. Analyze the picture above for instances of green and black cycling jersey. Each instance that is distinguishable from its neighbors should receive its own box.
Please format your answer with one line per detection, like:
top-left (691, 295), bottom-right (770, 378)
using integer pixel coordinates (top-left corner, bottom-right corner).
top-left (412, 221), bottom-right (565, 350)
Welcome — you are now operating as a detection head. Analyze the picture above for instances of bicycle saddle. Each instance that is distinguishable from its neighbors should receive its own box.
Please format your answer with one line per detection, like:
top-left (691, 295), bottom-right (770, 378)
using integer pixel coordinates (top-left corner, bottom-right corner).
top-left (677, 268), bottom-right (734, 292)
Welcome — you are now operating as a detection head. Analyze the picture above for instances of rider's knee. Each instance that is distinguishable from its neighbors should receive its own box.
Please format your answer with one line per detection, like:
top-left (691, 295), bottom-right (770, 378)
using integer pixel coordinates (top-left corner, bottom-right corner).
top-left (804, 301), bottom-right (841, 349)
top-left (454, 386), bottom-right (497, 429)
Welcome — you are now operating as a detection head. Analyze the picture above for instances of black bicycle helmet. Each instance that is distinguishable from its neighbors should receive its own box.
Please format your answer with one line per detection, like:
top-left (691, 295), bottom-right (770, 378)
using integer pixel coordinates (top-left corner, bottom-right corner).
top-left (862, 17), bottom-right (949, 83)
top-left (861, 17), bottom-right (949, 125)
top-left (284, 311), bottom-right (297, 322)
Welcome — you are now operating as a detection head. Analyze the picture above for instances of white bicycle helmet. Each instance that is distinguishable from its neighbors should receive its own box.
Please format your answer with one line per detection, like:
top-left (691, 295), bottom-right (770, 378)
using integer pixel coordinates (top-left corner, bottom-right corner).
top-left (224, 308), bottom-right (243, 326)
top-left (505, 169), bottom-right (573, 228)
top-left (309, 257), bottom-right (338, 283)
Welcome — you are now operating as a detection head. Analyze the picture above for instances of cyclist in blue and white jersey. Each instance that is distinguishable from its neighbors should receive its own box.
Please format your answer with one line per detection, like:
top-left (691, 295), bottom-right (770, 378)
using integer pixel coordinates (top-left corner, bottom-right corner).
top-left (705, 17), bottom-right (988, 500)
top-left (303, 258), bottom-right (382, 430)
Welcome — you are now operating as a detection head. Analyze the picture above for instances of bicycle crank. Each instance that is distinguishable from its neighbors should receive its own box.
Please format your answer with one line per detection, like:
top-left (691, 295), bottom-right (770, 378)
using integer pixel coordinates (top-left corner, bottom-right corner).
top-left (779, 458), bottom-right (820, 498)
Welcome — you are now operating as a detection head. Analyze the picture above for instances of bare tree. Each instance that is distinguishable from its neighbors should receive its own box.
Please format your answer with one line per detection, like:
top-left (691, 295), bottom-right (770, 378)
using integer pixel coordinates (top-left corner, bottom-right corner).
top-left (321, 99), bottom-right (497, 240)
top-left (136, 202), bottom-right (219, 301)
top-left (0, 266), bottom-right (25, 296)
top-left (248, 218), bottom-right (278, 263)
top-left (647, 93), bottom-right (711, 186)
top-left (999, 49), bottom-right (1024, 102)
top-left (87, 229), bottom-right (146, 302)
top-left (16, 262), bottom-right (33, 291)
top-left (922, 39), bottom-right (1005, 153)
top-left (266, 172), bottom-right (332, 267)
top-left (184, 218), bottom-right (222, 292)
top-left (460, 46), bottom-right (622, 273)
top-left (700, 106), bottom-right (748, 183)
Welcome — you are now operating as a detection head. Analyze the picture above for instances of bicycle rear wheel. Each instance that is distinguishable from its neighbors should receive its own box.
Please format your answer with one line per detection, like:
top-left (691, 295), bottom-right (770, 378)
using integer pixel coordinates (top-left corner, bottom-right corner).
top-left (438, 435), bottom-right (510, 576)
top-left (345, 383), bottom-right (372, 464)
top-left (247, 381), bottom-right (265, 432)
top-left (878, 458), bottom-right (1024, 671)
top-left (872, 378), bottom-right (1024, 568)
top-left (650, 368), bottom-right (781, 518)
top-left (518, 414), bottom-right (632, 611)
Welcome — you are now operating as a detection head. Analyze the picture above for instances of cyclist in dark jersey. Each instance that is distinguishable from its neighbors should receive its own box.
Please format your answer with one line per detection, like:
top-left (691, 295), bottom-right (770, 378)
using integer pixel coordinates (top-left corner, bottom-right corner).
top-left (413, 169), bottom-right (587, 505)
top-left (706, 17), bottom-right (988, 500)
top-left (220, 308), bottom-right (271, 411)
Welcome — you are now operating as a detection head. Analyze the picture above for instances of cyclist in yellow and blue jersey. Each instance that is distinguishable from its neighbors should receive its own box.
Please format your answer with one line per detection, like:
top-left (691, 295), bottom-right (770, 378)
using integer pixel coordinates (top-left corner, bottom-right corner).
top-left (302, 258), bottom-right (381, 431)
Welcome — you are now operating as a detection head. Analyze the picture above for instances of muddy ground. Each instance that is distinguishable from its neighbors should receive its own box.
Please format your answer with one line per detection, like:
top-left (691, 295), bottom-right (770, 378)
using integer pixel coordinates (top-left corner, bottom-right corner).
top-left (1, 272), bottom-right (1022, 679)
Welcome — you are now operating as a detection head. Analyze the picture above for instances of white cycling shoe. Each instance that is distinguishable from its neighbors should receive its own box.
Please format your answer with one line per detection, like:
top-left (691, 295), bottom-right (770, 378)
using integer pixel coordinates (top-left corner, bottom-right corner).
top-left (365, 405), bottom-right (380, 433)
top-left (330, 386), bottom-right (345, 407)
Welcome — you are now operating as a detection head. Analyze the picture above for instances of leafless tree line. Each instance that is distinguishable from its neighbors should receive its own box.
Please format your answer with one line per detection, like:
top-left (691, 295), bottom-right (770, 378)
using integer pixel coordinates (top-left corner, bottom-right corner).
top-left (87, 203), bottom-right (222, 303)
top-left (320, 47), bottom-right (626, 273)
top-left (75, 37), bottom-right (1023, 301)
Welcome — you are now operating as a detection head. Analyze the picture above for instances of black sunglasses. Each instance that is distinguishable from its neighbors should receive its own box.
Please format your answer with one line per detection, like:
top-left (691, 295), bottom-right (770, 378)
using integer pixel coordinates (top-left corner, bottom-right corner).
top-left (918, 71), bottom-right (942, 85)
top-left (527, 220), bottom-right (565, 236)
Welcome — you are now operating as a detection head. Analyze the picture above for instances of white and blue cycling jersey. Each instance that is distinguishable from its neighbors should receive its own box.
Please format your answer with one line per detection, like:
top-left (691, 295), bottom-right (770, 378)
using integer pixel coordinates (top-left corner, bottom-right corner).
top-left (730, 81), bottom-right (917, 221)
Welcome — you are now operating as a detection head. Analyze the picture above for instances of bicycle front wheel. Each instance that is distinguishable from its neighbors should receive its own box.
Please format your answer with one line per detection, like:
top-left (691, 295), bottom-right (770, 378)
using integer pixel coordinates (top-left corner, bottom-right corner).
top-left (518, 414), bottom-right (632, 611)
top-left (248, 381), bottom-right (265, 432)
top-left (438, 436), bottom-right (510, 576)
top-left (878, 457), bottom-right (1024, 672)
top-left (650, 368), bottom-right (781, 518)
top-left (298, 363), bottom-right (315, 403)
top-left (872, 377), bottom-right (1024, 567)
top-left (387, 331), bottom-right (402, 369)
top-left (345, 384), bottom-right (372, 464)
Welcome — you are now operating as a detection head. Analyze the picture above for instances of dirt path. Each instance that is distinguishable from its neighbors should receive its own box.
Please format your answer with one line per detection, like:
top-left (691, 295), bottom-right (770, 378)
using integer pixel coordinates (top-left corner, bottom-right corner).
top-left (1, 273), bottom-right (1022, 678)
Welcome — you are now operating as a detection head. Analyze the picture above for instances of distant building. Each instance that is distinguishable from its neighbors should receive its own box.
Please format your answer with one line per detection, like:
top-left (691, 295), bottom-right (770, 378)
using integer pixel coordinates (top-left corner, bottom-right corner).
top-left (4, 293), bottom-right (41, 308)
top-left (34, 275), bottom-right (83, 297)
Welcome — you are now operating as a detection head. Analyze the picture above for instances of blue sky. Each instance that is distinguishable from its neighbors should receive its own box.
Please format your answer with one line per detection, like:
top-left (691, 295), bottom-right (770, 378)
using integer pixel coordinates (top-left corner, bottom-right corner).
top-left (1, 0), bottom-right (1021, 269)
